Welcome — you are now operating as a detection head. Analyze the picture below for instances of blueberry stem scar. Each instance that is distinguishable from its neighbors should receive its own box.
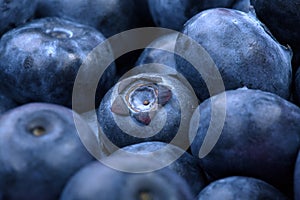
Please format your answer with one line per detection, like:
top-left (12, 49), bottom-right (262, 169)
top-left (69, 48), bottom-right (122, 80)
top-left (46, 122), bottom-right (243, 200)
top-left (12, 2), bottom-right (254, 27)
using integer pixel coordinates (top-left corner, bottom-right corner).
top-left (138, 191), bottom-right (152, 200)
top-left (30, 126), bottom-right (46, 137)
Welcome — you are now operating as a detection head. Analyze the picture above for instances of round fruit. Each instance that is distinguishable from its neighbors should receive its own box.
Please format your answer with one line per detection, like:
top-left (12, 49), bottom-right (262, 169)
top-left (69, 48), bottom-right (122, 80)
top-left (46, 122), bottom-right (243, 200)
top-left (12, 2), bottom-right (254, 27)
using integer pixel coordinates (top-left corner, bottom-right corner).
top-left (97, 72), bottom-right (198, 152)
top-left (250, 0), bottom-right (300, 50)
top-left (147, 0), bottom-right (250, 31)
top-left (250, 0), bottom-right (300, 70)
top-left (0, 0), bottom-right (38, 36)
top-left (190, 88), bottom-right (300, 194)
top-left (115, 141), bottom-right (207, 196)
top-left (0, 17), bottom-right (115, 109)
top-left (135, 33), bottom-right (177, 71)
top-left (0, 92), bottom-right (18, 115)
top-left (176, 8), bottom-right (292, 101)
top-left (60, 157), bottom-right (194, 200)
top-left (35, 0), bottom-right (140, 37)
top-left (0, 103), bottom-right (95, 200)
top-left (198, 176), bottom-right (288, 200)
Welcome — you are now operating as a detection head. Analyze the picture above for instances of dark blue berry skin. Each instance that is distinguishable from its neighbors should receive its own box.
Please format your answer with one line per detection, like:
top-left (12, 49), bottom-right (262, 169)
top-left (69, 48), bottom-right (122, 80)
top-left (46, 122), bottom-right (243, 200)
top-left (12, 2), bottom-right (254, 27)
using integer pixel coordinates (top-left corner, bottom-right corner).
top-left (132, 0), bottom-right (155, 27)
top-left (190, 88), bottom-right (300, 196)
top-left (147, 0), bottom-right (201, 30)
top-left (294, 50), bottom-right (300, 71)
top-left (231, 0), bottom-right (251, 12)
top-left (200, 0), bottom-right (251, 12)
top-left (0, 0), bottom-right (38, 36)
top-left (35, 0), bottom-right (140, 37)
top-left (0, 103), bottom-right (95, 200)
top-left (118, 141), bottom-right (207, 197)
top-left (250, 0), bottom-right (300, 71)
top-left (116, 34), bottom-right (177, 79)
top-left (98, 78), bottom-right (180, 149)
top-left (293, 68), bottom-right (300, 106)
top-left (0, 92), bottom-right (18, 115)
top-left (0, 17), bottom-right (115, 109)
top-left (197, 176), bottom-right (288, 200)
top-left (176, 8), bottom-right (292, 102)
top-left (97, 73), bottom-right (198, 152)
top-left (60, 157), bottom-right (194, 200)
top-left (250, 0), bottom-right (300, 51)
top-left (135, 33), bottom-right (177, 71)
top-left (147, 0), bottom-right (250, 31)
top-left (295, 151), bottom-right (300, 200)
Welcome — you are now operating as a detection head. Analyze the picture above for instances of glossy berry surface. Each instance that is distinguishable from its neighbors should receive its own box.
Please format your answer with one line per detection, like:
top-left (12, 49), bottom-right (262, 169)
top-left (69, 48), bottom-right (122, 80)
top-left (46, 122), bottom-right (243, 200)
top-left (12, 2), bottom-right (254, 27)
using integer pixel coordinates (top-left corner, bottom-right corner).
top-left (117, 141), bottom-right (207, 196)
top-left (250, 0), bottom-right (300, 69)
top-left (0, 1), bottom-right (299, 199)
top-left (250, 0), bottom-right (300, 50)
top-left (0, 17), bottom-right (115, 108)
top-left (198, 176), bottom-right (288, 200)
top-left (135, 33), bottom-right (177, 71)
top-left (0, 0), bottom-right (38, 36)
top-left (0, 103), bottom-right (95, 200)
top-left (190, 88), bottom-right (300, 195)
top-left (35, 0), bottom-right (141, 37)
top-left (147, 0), bottom-right (251, 31)
top-left (0, 92), bottom-right (18, 115)
top-left (60, 157), bottom-right (194, 200)
top-left (176, 8), bottom-right (292, 101)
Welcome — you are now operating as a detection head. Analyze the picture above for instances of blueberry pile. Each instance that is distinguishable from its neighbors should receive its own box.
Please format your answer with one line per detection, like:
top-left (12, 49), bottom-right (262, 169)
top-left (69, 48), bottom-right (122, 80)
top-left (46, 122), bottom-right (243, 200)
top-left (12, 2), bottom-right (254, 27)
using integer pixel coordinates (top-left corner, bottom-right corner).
top-left (0, 0), bottom-right (299, 200)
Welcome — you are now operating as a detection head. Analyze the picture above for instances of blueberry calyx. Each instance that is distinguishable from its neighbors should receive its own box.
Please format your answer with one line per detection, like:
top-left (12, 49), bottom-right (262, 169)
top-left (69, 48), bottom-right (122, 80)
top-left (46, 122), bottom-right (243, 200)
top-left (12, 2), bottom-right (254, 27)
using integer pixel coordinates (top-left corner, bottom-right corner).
top-left (29, 126), bottom-right (46, 137)
top-left (111, 95), bottom-right (130, 116)
top-left (128, 83), bottom-right (171, 125)
top-left (111, 81), bottom-right (172, 126)
top-left (127, 85), bottom-right (157, 112)
top-left (157, 84), bottom-right (172, 106)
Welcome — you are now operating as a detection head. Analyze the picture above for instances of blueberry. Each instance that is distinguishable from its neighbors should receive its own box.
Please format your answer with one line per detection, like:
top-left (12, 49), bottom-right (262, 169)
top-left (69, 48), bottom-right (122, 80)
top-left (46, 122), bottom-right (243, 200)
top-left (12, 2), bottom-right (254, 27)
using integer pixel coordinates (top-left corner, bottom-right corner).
top-left (176, 8), bottom-right (292, 101)
top-left (200, 0), bottom-right (250, 11)
top-left (232, 0), bottom-right (251, 12)
top-left (190, 88), bottom-right (300, 195)
top-left (114, 49), bottom-right (145, 80)
top-left (295, 151), bottom-right (300, 200)
top-left (120, 33), bottom-right (180, 78)
top-left (35, 0), bottom-right (140, 37)
top-left (0, 103), bottom-right (95, 200)
top-left (135, 33), bottom-right (178, 71)
top-left (60, 156), bottom-right (194, 200)
top-left (0, 91), bottom-right (18, 115)
top-left (0, 0), bottom-right (37, 36)
top-left (0, 17), bottom-right (116, 110)
top-left (294, 50), bottom-right (300, 71)
top-left (147, 0), bottom-right (200, 30)
top-left (250, 0), bottom-right (300, 51)
top-left (97, 73), bottom-right (198, 152)
top-left (116, 141), bottom-right (207, 196)
top-left (250, 0), bottom-right (300, 71)
top-left (198, 176), bottom-right (288, 200)
top-left (147, 0), bottom-right (250, 30)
